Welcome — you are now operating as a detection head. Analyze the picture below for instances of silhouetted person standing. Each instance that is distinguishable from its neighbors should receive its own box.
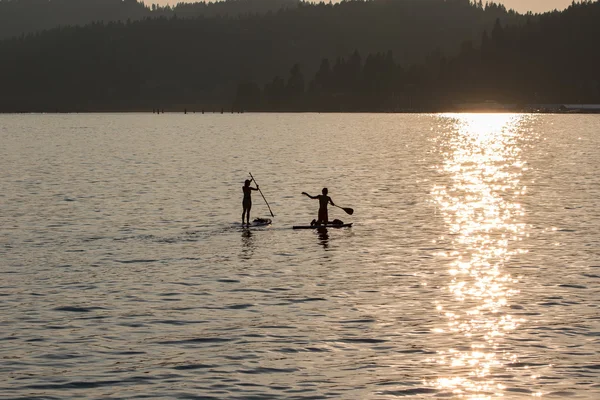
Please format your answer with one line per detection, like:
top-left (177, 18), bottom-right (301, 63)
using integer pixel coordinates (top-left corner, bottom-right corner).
top-left (302, 188), bottom-right (334, 225)
top-left (242, 179), bottom-right (259, 225)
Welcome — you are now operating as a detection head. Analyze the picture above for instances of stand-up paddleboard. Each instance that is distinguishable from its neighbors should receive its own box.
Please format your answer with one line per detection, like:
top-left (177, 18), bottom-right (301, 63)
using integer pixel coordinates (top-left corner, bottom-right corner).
top-left (293, 223), bottom-right (352, 230)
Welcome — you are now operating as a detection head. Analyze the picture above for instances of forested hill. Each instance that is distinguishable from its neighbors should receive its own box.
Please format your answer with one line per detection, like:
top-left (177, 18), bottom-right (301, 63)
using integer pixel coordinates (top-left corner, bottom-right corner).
top-left (0, 0), bottom-right (522, 112)
top-left (238, 1), bottom-right (600, 112)
top-left (0, 0), bottom-right (300, 40)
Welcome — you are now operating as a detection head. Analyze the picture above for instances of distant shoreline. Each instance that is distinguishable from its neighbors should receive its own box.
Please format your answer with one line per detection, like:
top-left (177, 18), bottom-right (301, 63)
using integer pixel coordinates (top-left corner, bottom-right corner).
top-left (2, 108), bottom-right (599, 115)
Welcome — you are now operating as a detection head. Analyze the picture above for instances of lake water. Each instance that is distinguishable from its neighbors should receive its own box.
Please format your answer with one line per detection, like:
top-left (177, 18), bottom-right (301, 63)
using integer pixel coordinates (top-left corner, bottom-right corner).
top-left (1, 113), bottom-right (599, 399)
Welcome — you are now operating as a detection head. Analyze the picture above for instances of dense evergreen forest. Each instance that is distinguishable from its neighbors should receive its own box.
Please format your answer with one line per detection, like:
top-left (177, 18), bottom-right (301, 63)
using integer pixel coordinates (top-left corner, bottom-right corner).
top-left (237, 1), bottom-right (600, 111)
top-left (0, 0), bottom-right (520, 112)
top-left (0, 0), bottom-right (597, 112)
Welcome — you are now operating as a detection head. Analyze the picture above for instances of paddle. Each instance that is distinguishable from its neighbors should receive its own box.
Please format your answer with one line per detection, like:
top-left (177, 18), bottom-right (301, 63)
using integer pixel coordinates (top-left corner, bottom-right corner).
top-left (334, 204), bottom-right (354, 215)
top-left (249, 172), bottom-right (275, 218)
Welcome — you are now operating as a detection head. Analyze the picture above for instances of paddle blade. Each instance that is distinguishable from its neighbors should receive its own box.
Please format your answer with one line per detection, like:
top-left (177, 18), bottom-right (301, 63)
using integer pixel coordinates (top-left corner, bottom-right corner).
top-left (341, 207), bottom-right (354, 215)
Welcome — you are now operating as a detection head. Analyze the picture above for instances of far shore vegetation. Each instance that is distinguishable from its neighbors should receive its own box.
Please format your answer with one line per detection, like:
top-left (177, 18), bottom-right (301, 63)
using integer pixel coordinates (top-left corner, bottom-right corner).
top-left (0, 0), bottom-right (598, 113)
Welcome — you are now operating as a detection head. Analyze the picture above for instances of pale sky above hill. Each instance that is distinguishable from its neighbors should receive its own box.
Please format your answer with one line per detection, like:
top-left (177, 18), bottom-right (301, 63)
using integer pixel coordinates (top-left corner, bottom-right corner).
top-left (144, 0), bottom-right (577, 14)
top-left (498, 0), bottom-right (576, 13)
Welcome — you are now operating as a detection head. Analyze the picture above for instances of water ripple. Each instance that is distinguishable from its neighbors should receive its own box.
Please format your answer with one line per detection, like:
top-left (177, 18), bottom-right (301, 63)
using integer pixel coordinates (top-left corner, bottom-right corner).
top-left (1, 113), bottom-right (598, 399)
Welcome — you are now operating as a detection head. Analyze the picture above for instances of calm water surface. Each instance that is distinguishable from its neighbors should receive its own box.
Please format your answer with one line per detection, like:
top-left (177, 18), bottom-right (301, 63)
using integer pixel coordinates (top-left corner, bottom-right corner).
top-left (1, 113), bottom-right (599, 399)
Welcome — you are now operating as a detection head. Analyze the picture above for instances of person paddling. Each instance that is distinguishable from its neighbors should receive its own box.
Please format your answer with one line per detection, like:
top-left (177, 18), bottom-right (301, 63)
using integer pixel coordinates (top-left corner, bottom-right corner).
top-left (242, 179), bottom-right (259, 225)
top-left (302, 188), bottom-right (335, 225)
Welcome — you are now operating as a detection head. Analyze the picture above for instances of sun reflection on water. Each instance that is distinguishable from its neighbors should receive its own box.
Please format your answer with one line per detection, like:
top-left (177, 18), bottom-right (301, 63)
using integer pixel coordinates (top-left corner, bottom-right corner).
top-left (429, 114), bottom-right (531, 398)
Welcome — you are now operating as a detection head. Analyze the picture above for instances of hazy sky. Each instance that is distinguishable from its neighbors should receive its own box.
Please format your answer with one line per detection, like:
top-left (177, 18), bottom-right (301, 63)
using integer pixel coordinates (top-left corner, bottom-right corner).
top-left (144, 0), bottom-right (576, 14)
top-left (498, 0), bottom-right (575, 13)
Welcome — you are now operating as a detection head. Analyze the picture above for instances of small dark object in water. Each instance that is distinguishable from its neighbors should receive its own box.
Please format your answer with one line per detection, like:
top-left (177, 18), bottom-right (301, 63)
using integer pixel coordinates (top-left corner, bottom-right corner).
top-left (251, 218), bottom-right (272, 226)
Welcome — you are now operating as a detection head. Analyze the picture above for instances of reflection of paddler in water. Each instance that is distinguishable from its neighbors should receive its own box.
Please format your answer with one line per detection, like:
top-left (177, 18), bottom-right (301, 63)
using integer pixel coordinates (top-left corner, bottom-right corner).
top-left (242, 179), bottom-right (259, 225)
top-left (317, 228), bottom-right (329, 248)
top-left (240, 228), bottom-right (255, 259)
top-left (302, 188), bottom-right (335, 225)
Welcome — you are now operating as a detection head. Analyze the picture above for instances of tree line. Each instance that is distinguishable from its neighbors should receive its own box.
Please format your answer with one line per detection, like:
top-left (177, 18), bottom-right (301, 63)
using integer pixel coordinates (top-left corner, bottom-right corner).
top-left (236, 1), bottom-right (600, 111)
top-left (0, 0), bottom-right (298, 40)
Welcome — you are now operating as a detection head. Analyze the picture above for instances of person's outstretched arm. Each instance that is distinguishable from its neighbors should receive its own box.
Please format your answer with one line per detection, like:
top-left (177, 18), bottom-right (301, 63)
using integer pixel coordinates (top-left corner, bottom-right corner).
top-left (251, 185), bottom-right (259, 191)
top-left (302, 192), bottom-right (317, 199)
top-left (329, 197), bottom-right (335, 206)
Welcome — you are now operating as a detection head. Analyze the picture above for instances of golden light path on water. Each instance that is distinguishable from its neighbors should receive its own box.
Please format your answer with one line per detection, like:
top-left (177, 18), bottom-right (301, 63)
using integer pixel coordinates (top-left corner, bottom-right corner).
top-left (429, 114), bottom-right (537, 398)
